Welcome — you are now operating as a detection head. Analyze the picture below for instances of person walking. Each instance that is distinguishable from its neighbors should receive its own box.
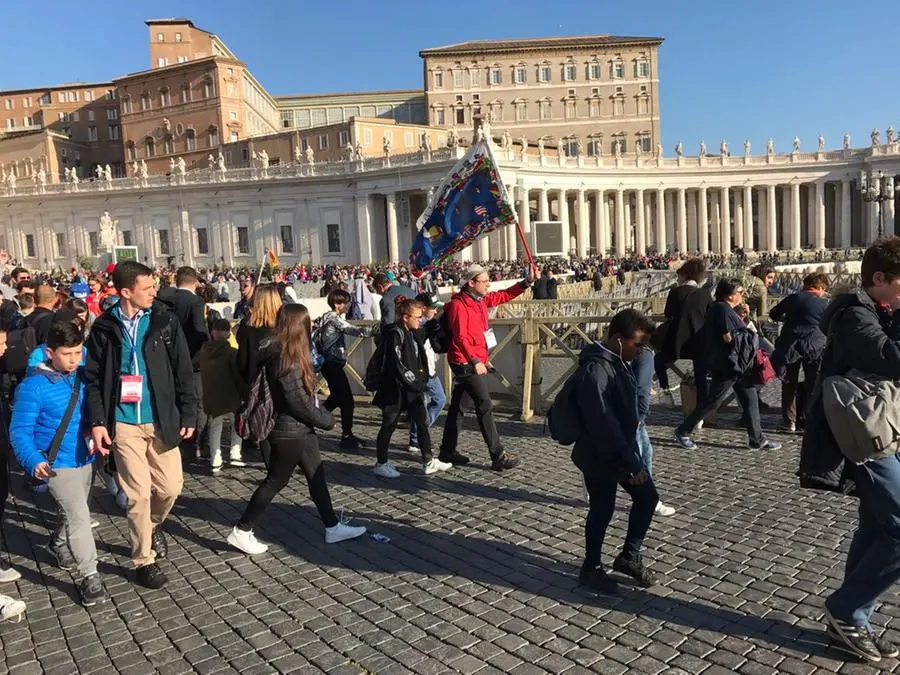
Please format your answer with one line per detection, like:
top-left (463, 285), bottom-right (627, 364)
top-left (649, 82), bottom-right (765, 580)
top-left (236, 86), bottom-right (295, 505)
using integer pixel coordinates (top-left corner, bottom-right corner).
top-left (373, 273), bottom-right (415, 327)
top-left (227, 304), bottom-right (366, 554)
top-left (438, 264), bottom-right (531, 471)
top-left (84, 261), bottom-right (197, 590)
top-left (656, 258), bottom-right (706, 407)
top-left (632, 347), bottom-right (675, 517)
top-left (408, 293), bottom-right (447, 455)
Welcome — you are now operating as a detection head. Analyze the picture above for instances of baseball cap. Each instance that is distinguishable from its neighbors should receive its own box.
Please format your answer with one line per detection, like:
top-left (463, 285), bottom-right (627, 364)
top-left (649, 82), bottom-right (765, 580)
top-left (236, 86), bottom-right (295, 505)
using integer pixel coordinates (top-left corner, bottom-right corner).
top-left (460, 263), bottom-right (487, 285)
top-left (415, 292), bottom-right (444, 309)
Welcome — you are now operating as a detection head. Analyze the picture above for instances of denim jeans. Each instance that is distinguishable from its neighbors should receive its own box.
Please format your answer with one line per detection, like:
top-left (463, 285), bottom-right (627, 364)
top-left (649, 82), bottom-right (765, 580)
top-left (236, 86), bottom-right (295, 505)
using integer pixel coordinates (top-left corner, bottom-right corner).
top-left (677, 373), bottom-right (764, 446)
top-left (826, 455), bottom-right (900, 628)
top-left (409, 376), bottom-right (446, 448)
top-left (637, 421), bottom-right (652, 476)
top-left (581, 463), bottom-right (659, 569)
top-left (207, 412), bottom-right (242, 463)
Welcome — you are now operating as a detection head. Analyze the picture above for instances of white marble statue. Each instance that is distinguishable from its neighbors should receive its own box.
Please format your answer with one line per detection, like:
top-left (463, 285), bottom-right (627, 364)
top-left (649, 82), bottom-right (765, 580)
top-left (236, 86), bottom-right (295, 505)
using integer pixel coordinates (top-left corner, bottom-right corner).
top-left (294, 145), bottom-right (302, 163)
top-left (258, 149), bottom-right (268, 167)
top-left (792, 136), bottom-right (801, 153)
top-left (744, 139), bottom-right (751, 156)
top-left (520, 136), bottom-right (529, 159)
top-left (843, 133), bottom-right (851, 150)
top-left (447, 128), bottom-right (458, 148)
top-left (767, 138), bottom-right (774, 155)
top-left (674, 142), bottom-right (683, 157)
top-left (216, 152), bottom-right (226, 174)
top-left (420, 131), bottom-right (432, 152)
top-left (720, 140), bottom-right (728, 156)
top-left (614, 139), bottom-right (622, 158)
top-left (343, 144), bottom-right (355, 162)
top-left (656, 142), bottom-right (663, 159)
top-left (474, 126), bottom-right (486, 144)
top-left (699, 141), bottom-right (707, 157)
top-left (103, 164), bottom-right (112, 182)
top-left (817, 135), bottom-right (825, 152)
top-left (305, 146), bottom-right (315, 164)
top-left (872, 128), bottom-right (881, 147)
top-left (69, 168), bottom-right (79, 186)
top-left (383, 134), bottom-right (392, 156)
top-left (555, 137), bottom-right (564, 159)
top-left (176, 157), bottom-right (186, 178)
top-left (6, 172), bottom-right (15, 194)
top-left (169, 158), bottom-right (176, 174)
top-left (139, 160), bottom-right (149, 179)
top-left (502, 130), bottom-right (512, 150)
top-left (95, 165), bottom-right (103, 180)
top-left (576, 137), bottom-right (584, 156)
top-left (35, 166), bottom-right (46, 192)
top-left (537, 137), bottom-right (545, 157)
top-left (208, 154), bottom-right (215, 169)
top-left (354, 142), bottom-right (363, 162)
top-left (889, 126), bottom-right (896, 145)
top-left (99, 211), bottom-right (117, 250)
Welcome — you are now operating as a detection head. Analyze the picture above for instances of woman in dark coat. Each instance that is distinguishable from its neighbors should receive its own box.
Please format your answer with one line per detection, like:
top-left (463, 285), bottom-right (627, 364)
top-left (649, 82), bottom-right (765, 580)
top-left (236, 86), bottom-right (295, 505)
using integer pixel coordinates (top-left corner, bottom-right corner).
top-left (656, 258), bottom-right (706, 404)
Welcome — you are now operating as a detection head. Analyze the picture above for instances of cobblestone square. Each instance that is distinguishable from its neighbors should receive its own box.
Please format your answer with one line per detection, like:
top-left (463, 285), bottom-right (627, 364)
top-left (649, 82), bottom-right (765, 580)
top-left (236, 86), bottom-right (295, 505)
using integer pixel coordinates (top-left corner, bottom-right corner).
top-left (0, 401), bottom-right (891, 674)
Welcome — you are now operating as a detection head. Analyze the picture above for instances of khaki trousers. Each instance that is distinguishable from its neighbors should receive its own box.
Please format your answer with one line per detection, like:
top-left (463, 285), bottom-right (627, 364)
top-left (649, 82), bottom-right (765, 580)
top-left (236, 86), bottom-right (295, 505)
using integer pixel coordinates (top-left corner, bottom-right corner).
top-left (114, 423), bottom-right (183, 568)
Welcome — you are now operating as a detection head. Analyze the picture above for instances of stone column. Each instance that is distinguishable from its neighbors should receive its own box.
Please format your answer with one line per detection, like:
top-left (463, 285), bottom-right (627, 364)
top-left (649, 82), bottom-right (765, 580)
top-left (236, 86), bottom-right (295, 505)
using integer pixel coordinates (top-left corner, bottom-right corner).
top-left (734, 188), bottom-right (744, 249)
top-left (477, 233), bottom-right (490, 261)
top-left (676, 187), bottom-right (687, 253)
top-left (686, 190), bottom-right (697, 251)
top-left (742, 186), bottom-right (754, 251)
top-left (710, 190), bottom-right (720, 253)
top-left (634, 189), bottom-right (646, 255)
top-left (766, 184), bottom-right (778, 252)
top-left (386, 192), bottom-right (399, 262)
top-left (665, 190), bottom-right (676, 251)
top-left (815, 181), bottom-right (827, 250)
top-left (614, 189), bottom-right (626, 256)
top-left (517, 185), bottom-right (530, 257)
top-left (559, 189), bottom-right (571, 255)
top-left (868, 200), bottom-right (879, 243)
top-left (655, 187), bottom-right (666, 253)
top-left (885, 190), bottom-right (896, 237)
top-left (698, 186), bottom-right (709, 254)
top-left (720, 187), bottom-right (731, 255)
top-left (757, 186), bottom-right (767, 251)
top-left (624, 194), bottom-right (633, 251)
top-left (840, 179), bottom-right (852, 249)
top-left (592, 190), bottom-right (606, 255)
top-left (181, 208), bottom-right (194, 266)
top-left (506, 185), bottom-right (518, 259)
top-left (538, 188), bottom-right (550, 222)
top-left (355, 194), bottom-right (374, 263)
top-left (576, 188), bottom-right (588, 258)
top-left (791, 182), bottom-right (801, 251)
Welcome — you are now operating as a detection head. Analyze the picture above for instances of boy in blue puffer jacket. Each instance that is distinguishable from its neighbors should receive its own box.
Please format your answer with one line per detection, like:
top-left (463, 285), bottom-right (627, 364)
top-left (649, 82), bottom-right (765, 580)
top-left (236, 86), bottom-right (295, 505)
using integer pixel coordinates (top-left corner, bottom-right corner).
top-left (10, 322), bottom-right (109, 607)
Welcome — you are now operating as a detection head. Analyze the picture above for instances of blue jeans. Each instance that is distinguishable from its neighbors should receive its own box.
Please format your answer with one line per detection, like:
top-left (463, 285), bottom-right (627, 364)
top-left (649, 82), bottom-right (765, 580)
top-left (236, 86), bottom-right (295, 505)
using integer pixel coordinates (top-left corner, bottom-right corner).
top-left (637, 421), bottom-right (652, 476)
top-left (826, 455), bottom-right (900, 628)
top-left (409, 375), bottom-right (446, 448)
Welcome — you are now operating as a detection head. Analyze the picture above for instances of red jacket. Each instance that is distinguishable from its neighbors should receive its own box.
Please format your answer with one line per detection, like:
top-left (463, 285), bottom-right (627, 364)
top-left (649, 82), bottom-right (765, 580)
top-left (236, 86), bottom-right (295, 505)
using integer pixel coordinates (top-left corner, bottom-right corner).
top-left (446, 281), bottom-right (528, 366)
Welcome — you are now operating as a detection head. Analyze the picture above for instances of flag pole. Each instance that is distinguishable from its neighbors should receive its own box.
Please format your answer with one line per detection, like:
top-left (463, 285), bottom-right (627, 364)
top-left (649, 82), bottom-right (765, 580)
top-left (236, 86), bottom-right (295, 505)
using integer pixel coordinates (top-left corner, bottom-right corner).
top-left (256, 248), bottom-right (267, 286)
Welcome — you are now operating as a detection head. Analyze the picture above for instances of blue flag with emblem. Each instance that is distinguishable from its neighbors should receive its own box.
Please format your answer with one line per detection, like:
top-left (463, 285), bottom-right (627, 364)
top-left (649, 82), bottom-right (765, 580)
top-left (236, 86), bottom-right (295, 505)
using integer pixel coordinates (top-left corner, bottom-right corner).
top-left (409, 141), bottom-right (517, 273)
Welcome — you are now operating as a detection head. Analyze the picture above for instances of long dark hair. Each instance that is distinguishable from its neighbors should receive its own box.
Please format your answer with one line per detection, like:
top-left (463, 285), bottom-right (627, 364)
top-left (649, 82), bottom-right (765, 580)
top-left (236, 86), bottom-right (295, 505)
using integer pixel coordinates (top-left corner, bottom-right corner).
top-left (274, 304), bottom-right (316, 395)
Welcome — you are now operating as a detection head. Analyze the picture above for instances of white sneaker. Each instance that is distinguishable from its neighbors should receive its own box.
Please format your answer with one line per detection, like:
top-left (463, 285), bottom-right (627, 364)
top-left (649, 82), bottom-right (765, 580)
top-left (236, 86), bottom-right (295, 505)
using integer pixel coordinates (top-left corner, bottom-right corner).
top-left (90, 520), bottom-right (100, 529)
top-left (325, 521), bottom-right (367, 544)
top-left (655, 501), bottom-right (676, 517)
top-left (228, 457), bottom-right (246, 468)
top-left (694, 420), bottom-right (704, 431)
top-left (211, 453), bottom-right (223, 473)
top-left (0, 594), bottom-right (25, 622)
top-left (0, 566), bottom-right (21, 583)
top-left (115, 491), bottom-right (128, 510)
top-left (424, 458), bottom-right (452, 475)
top-left (373, 461), bottom-right (401, 478)
top-left (227, 527), bottom-right (268, 555)
top-left (408, 445), bottom-right (421, 454)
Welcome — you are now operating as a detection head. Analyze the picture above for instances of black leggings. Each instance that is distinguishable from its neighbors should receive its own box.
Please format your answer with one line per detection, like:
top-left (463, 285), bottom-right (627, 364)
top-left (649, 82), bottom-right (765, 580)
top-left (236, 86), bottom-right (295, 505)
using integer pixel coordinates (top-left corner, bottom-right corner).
top-left (377, 398), bottom-right (432, 465)
top-left (237, 434), bottom-right (337, 530)
top-left (321, 362), bottom-right (354, 436)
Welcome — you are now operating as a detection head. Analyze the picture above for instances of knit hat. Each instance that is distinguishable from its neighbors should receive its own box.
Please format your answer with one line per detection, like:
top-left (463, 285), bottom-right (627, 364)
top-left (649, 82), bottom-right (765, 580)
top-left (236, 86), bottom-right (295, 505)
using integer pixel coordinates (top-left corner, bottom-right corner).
top-left (460, 264), bottom-right (487, 285)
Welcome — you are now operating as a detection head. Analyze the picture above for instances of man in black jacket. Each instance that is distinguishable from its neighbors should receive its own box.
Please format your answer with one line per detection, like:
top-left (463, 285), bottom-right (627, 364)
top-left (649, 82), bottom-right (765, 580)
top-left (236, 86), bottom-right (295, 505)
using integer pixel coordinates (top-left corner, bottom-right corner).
top-left (572, 308), bottom-right (659, 594)
top-left (532, 267), bottom-right (558, 300)
top-left (84, 261), bottom-right (196, 591)
top-left (23, 284), bottom-right (56, 346)
top-left (803, 238), bottom-right (900, 663)
top-left (157, 267), bottom-right (209, 358)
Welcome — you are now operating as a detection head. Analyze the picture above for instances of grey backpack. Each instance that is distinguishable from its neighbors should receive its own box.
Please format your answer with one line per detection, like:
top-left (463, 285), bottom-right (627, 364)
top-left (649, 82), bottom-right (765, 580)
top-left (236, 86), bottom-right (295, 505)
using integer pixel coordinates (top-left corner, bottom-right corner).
top-left (822, 369), bottom-right (900, 465)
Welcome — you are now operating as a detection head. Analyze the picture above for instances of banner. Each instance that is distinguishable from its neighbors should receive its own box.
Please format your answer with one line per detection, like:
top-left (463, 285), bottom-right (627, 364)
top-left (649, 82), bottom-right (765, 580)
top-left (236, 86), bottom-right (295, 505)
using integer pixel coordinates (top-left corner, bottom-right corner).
top-left (409, 141), bottom-right (516, 273)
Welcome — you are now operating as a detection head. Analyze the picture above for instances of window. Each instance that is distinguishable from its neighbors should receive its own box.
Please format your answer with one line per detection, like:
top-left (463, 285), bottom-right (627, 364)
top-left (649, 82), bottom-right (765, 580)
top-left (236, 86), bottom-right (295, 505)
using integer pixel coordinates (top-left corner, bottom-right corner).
top-left (515, 101), bottom-right (527, 121)
top-left (175, 32), bottom-right (182, 42)
top-left (105, 90), bottom-right (115, 100)
top-left (159, 229), bottom-right (170, 255)
top-left (196, 228), bottom-right (209, 255)
top-left (203, 81), bottom-right (214, 98)
top-left (490, 68), bottom-right (501, 86)
top-left (122, 230), bottom-right (133, 246)
top-left (141, 93), bottom-right (151, 110)
top-left (280, 225), bottom-right (294, 253)
top-left (613, 60), bottom-right (625, 79)
top-left (612, 136), bottom-right (627, 153)
top-left (363, 128), bottom-right (372, 146)
top-left (470, 69), bottom-right (481, 88)
top-left (589, 62), bottom-right (602, 80)
top-left (157, 32), bottom-right (165, 42)
top-left (453, 70), bottom-right (464, 88)
top-left (108, 125), bottom-right (119, 140)
top-left (58, 92), bottom-right (65, 103)
top-left (5, 99), bottom-right (12, 110)
top-left (637, 60), bottom-right (650, 78)
top-left (317, 135), bottom-right (328, 150)
top-left (127, 141), bottom-right (136, 160)
top-left (145, 137), bottom-right (155, 157)
top-left (181, 84), bottom-right (191, 103)
top-left (455, 107), bottom-right (465, 125)
top-left (539, 100), bottom-right (551, 120)
top-left (88, 232), bottom-right (98, 255)
top-left (326, 223), bottom-right (341, 253)
top-left (229, 131), bottom-right (238, 142)
top-left (539, 64), bottom-right (551, 82)
top-left (229, 111), bottom-right (237, 121)
top-left (157, 57), bottom-right (169, 68)
top-left (177, 56), bottom-right (188, 64)
top-left (565, 101), bottom-right (576, 119)
top-left (164, 137), bottom-right (174, 154)
top-left (241, 148), bottom-right (249, 162)
top-left (186, 129), bottom-right (196, 151)
top-left (39, 93), bottom-right (50, 105)
top-left (404, 131), bottom-right (413, 146)
top-left (338, 130), bottom-right (350, 146)
top-left (22, 97), bottom-right (31, 108)
top-left (589, 98), bottom-right (600, 117)
top-left (209, 126), bottom-right (219, 147)
top-left (236, 227), bottom-right (249, 254)
top-left (85, 91), bottom-right (94, 102)
top-left (434, 71), bottom-right (443, 88)
top-left (88, 110), bottom-right (96, 121)
top-left (103, 108), bottom-right (116, 120)
top-left (87, 126), bottom-right (98, 141)
top-left (55, 232), bottom-right (66, 257)
top-left (25, 235), bottom-right (35, 258)
top-left (160, 88), bottom-right (170, 106)
top-left (565, 139), bottom-right (578, 157)
top-left (637, 97), bottom-right (649, 115)
top-left (514, 66), bottom-right (526, 84)
top-left (435, 108), bottom-right (445, 125)
top-left (122, 97), bottom-right (132, 114)
top-left (565, 63), bottom-right (577, 81)
top-left (4, 119), bottom-right (13, 131)
top-left (587, 138), bottom-right (602, 156)
top-left (23, 116), bottom-right (32, 127)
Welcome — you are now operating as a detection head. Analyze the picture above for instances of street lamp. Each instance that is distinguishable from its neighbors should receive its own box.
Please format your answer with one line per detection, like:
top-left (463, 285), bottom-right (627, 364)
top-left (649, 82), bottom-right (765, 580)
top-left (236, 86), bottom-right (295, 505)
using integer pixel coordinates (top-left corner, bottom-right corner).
top-left (860, 169), bottom-right (895, 240)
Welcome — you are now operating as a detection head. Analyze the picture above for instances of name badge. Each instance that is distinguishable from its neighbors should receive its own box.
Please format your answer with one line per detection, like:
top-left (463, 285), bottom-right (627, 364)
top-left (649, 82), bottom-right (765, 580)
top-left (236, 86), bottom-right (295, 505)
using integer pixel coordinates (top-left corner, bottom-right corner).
top-left (484, 328), bottom-right (498, 350)
top-left (120, 375), bottom-right (143, 403)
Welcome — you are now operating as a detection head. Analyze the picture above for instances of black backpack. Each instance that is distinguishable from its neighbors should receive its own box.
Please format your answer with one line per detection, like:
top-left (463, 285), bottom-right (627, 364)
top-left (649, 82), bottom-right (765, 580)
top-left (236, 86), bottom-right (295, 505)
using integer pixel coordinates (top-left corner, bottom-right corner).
top-left (5, 325), bottom-right (37, 379)
top-left (237, 367), bottom-right (275, 443)
top-left (428, 314), bottom-right (451, 354)
top-left (547, 360), bottom-right (614, 445)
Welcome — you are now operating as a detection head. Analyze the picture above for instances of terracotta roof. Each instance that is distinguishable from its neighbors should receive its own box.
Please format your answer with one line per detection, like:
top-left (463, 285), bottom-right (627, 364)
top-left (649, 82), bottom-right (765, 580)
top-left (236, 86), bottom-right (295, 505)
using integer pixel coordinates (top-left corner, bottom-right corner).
top-left (420, 35), bottom-right (663, 56)
top-left (275, 89), bottom-right (423, 102)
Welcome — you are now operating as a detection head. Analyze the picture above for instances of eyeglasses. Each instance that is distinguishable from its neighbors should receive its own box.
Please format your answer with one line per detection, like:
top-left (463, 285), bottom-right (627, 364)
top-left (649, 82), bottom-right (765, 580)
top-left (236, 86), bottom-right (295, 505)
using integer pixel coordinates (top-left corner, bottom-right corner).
top-left (473, 277), bottom-right (490, 284)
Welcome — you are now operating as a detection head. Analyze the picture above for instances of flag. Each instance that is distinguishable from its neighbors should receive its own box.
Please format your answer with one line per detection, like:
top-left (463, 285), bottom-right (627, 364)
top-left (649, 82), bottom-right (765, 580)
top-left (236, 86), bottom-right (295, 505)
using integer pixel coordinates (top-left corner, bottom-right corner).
top-left (409, 141), bottom-right (516, 273)
top-left (266, 248), bottom-right (279, 268)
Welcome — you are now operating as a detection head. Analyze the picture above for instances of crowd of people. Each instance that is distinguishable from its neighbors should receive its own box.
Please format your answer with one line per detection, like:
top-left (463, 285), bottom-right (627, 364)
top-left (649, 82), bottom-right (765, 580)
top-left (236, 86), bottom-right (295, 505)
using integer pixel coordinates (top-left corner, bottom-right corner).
top-left (0, 239), bottom-right (893, 667)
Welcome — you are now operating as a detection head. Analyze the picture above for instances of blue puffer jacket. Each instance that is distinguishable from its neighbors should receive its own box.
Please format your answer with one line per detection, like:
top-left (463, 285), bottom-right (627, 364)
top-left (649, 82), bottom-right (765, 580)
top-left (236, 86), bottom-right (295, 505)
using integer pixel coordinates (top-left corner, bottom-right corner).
top-left (10, 364), bottom-right (92, 477)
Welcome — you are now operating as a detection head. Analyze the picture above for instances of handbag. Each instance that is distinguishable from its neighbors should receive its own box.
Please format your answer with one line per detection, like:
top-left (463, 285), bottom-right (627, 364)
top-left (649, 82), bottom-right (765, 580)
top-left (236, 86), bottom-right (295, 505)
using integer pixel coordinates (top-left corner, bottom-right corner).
top-left (44, 372), bottom-right (82, 466)
top-left (753, 348), bottom-right (776, 385)
top-left (823, 369), bottom-right (900, 465)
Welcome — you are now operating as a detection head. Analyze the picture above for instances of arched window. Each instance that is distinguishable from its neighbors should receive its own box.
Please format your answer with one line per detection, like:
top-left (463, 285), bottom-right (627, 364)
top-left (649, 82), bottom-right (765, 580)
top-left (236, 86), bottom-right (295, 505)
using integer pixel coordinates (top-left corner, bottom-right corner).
top-left (145, 136), bottom-right (155, 157)
top-left (126, 141), bottom-right (136, 160)
top-left (186, 128), bottom-right (196, 151)
top-left (208, 125), bottom-right (219, 148)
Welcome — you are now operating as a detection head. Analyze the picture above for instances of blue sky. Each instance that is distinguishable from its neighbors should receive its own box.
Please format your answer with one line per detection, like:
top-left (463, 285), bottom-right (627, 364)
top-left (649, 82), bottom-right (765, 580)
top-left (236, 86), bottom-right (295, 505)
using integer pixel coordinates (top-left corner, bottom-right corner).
top-left (2, 0), bottom-right (895, 153)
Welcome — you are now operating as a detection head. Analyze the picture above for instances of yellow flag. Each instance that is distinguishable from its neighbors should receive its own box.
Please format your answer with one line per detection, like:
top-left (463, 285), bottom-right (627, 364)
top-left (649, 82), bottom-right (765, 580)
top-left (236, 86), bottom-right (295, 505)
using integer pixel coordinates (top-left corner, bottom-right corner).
top-left (267, 249), bottom-right (279, 267)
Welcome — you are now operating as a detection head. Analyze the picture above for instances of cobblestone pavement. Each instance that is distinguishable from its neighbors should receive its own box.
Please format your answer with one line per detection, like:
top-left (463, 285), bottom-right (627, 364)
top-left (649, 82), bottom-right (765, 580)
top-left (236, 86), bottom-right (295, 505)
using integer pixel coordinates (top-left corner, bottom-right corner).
top-left (0, 400), bottom-right (893, 674)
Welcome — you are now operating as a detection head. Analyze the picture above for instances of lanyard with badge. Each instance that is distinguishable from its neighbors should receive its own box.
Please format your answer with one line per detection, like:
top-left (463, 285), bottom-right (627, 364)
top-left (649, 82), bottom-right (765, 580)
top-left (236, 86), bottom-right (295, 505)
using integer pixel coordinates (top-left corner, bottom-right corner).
top-left (120, 315), bottom-right (143, 404)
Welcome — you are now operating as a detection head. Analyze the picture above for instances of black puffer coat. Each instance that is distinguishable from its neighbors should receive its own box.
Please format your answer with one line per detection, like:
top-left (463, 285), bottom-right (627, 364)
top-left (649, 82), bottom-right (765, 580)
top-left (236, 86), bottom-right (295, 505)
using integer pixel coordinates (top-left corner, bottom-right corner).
top-left (258, 340), bottom-right (334, 437)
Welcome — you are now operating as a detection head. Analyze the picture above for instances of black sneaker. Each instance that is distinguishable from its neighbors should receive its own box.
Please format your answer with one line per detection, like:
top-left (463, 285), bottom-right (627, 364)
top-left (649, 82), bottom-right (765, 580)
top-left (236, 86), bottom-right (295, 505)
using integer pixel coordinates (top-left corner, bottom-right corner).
top-left (491, 452), bottom-right (520, 472)
top-left (438, 451), bottom-right (471, 466)
top-left (824, 608), bottom-right (881, 662)
top-left (826, 624), bottom-right (898, 659)
top-left (135, 563), bottom-right (168, 590)
top-left (612, 554), bottom-right (658, 587)
top-left (48, 542), bottom-right (75, 571)
top-left (151, 526), bottom-right (168, 560)
top-left (339, 435), bottom-right (363, 450)
top-left (578, 566), bottom-right (619, 595)
top-left (78, 574), bottom-right (109, 607)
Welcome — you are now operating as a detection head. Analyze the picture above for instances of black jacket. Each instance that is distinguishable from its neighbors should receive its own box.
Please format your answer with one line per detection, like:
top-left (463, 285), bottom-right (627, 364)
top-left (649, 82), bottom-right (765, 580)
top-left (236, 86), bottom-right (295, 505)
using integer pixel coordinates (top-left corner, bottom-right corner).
top-left (258, 340), bottom-right (334, 437)
top-left (373, 324), bottom-right (428, 408)
top-left (674, 285), bottom-right (713, 359)
top-left (800, 290), bottom-right (900, 493)
top-left (24, 306), bottom-right (54, 346)
top-left (532, 274), bottom-right (558, 300)
top-left (570, 342), bottom-right (642, 477)
top-left (84, 301), bottom-right (197, 450)
top-left (770, 291), bottom-right (828, 371)
top-left (192, 339), bottom-right (246, 417)
top-left (660, 283), bottom-right (697, 360)
top-left (157, 286), bottom-right (209, 358)
top-left (236, 322), bottom-right (274, 384)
